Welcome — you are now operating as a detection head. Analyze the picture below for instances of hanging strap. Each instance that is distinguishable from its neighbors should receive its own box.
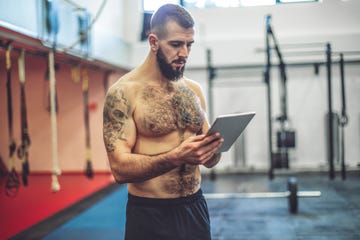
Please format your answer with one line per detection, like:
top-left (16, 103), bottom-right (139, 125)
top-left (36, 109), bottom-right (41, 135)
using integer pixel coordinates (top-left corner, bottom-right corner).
top-left (5, 43), bottom-right (20, 197)
top-left (17, 49), bottom-right (31, 186)
top-left (18, 50), bottom-right (31, 181)
top-left (82, 69), bottom-right (93, 178)
top-left (103, 70), bottom-right (111, 96)
top-left (71, 65), bottom-right (81, 83)
top-left (49, 50), bottom-right (61, 192)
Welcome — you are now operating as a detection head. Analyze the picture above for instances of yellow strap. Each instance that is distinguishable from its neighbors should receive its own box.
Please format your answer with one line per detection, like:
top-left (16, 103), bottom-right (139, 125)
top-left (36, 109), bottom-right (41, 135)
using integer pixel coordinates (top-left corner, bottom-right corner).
top-left (82, 68), bottom-right (89, 91)
top-left (6, 45), bottom-right (12, 70)
top-left (71, 66), bottom-right (81, 83)
top-left (18, 50), bottom-right (26, 84)
top-left (86, 146), bottom-right (92, 160)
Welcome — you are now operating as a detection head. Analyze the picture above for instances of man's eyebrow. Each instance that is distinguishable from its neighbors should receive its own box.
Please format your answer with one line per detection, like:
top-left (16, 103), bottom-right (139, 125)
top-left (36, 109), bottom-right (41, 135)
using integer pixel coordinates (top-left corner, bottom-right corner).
top-left (169, 40), bottom-right (195, 44)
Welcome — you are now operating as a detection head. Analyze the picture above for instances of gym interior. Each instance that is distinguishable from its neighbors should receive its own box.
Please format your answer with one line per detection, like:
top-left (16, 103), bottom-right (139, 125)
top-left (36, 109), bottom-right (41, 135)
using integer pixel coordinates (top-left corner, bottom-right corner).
top-left (0, 0), bottom-right (359, 239)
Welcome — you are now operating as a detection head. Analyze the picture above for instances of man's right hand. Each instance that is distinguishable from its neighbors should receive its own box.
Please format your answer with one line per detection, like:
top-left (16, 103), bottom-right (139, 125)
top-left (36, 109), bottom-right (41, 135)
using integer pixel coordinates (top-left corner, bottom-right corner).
top-left (171, 133), bottom-right (223, 166)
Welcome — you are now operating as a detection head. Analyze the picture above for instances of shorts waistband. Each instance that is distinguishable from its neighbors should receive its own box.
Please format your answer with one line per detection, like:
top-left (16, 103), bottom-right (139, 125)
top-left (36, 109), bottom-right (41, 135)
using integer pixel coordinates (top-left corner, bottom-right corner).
top-left (127, 189), bottom-right (203, 206)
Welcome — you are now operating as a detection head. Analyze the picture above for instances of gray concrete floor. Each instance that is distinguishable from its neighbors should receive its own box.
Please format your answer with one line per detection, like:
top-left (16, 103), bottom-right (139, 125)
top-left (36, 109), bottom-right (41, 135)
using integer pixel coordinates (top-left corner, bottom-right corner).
top-left (202, 171), bottom-right (360, 240)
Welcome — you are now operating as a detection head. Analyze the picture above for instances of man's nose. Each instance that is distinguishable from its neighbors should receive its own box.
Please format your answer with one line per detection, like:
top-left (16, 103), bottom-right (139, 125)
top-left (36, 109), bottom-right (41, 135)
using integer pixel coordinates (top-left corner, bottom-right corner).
top-left (178, 45), bottom-right (189, 58)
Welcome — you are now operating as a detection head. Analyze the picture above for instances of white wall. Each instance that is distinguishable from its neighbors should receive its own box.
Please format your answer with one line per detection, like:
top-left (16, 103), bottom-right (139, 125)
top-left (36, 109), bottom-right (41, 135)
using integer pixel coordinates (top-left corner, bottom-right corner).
top-left (125, 0), bottom-right (360, 172)
top-left (60, 0), bottom-right (132, 68)
top-left (79, 0), bottom-right (360, 171)
top-left (130, 0), bottom-right (360, 66)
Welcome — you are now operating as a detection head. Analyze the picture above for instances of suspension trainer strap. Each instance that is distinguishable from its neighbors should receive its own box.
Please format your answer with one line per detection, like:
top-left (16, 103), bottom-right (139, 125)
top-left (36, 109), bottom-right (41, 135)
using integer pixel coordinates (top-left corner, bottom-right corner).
top-left (103, 70), bottom-right (111, 96)
top-left (5, 43), bottom-right (20, 197)
top-left (17, 49), bottom-right (31, 186)
top-left (49, 50), bottom-right (61, 192)
top-left (82, 69), bottom-right (93, 178)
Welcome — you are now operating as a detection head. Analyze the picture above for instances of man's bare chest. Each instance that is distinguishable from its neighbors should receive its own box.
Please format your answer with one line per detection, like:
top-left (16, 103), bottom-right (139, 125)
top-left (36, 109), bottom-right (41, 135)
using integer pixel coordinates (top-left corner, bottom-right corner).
top-left (134, 84), bottom-right (204, 137)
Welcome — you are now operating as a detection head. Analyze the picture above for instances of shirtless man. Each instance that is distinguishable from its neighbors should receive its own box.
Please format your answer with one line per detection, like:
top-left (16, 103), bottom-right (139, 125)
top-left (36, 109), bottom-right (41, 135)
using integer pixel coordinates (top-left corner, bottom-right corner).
top-left (103, 4), bottom-right (223, 240)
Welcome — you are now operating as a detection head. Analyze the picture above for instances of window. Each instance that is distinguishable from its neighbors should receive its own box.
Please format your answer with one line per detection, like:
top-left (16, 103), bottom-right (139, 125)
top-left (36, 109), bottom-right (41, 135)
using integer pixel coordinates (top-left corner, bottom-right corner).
top-left (143, 0), bottom-right (321, 10)
top-left (240, 0), bottom-right (321, 6)
top-left (143, 0), bottom-right (179, 12)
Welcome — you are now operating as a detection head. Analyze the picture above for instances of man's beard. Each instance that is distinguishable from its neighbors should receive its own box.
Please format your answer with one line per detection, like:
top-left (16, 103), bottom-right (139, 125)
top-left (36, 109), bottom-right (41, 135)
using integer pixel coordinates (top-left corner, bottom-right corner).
top-left (156, 48), bottom-right (186, 81)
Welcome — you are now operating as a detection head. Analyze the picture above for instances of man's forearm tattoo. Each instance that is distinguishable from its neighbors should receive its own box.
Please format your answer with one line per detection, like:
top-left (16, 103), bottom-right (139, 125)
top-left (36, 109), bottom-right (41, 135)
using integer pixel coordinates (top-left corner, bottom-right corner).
top-left (103, 88), bottom-right (130, 152)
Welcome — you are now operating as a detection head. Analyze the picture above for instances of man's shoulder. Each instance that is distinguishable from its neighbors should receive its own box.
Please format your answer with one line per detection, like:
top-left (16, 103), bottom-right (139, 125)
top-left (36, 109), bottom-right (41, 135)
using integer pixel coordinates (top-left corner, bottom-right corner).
top-left (183, 77), bottom-right (203, 93)
top-left (108, 72), bottom-right (142, 94)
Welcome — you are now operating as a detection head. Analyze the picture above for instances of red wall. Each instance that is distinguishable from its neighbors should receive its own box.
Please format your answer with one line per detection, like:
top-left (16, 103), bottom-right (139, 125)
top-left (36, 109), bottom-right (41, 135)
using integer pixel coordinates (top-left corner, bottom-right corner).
top-left (0, 49), bottom-right (125, 173)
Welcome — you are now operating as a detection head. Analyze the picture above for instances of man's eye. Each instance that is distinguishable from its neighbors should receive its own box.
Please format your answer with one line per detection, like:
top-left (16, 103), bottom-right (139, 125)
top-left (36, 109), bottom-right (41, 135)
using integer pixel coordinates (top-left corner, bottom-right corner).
top-left (171, 42), bottom-right (181, 47)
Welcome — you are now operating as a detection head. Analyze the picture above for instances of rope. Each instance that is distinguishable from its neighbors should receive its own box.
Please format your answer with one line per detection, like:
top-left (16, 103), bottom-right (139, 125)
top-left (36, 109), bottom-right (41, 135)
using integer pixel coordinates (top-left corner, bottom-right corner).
top-left (44, 64), bottom-right (60, 113)
top-left (49, 50), bottom-right (61, 192)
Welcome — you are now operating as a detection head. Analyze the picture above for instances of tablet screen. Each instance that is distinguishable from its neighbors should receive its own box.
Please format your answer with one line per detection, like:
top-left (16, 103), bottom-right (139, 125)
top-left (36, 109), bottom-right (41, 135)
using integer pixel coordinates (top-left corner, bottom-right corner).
top-left (206, 112), bottom-right (255, 153)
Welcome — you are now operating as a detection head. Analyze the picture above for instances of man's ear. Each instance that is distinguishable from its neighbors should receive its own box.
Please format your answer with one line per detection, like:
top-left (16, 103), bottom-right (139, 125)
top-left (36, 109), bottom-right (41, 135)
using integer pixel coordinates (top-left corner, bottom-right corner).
top-left (149, 34), bottom-right (158, 51)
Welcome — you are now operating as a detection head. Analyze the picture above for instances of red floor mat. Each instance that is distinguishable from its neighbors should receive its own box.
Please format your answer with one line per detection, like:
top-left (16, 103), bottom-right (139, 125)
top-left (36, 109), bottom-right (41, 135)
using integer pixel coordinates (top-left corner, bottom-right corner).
top-left (0, 172), bottom-right (114, 239)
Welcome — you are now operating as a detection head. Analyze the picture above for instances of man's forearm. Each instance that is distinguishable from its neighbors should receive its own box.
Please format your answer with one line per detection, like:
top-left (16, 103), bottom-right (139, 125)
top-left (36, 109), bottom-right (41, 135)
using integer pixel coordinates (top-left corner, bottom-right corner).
top-left (109, 151), bottom-right (179, 184)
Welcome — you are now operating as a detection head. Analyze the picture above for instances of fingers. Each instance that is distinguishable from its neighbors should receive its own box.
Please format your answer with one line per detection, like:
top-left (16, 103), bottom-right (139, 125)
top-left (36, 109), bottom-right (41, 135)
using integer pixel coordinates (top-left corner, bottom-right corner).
top-left (199, 139), bottom-right (223, 162)
top-left (178, 132), bottom-right (223, 165)
top-left (191, 132), bottom-right (222, 146)
top-left (190, 136), bottom-right (223, 165)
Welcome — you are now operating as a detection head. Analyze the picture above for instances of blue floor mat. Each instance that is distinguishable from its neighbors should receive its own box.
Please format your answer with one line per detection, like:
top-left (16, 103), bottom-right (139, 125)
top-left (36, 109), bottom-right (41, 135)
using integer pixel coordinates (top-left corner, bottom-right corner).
top-left (43, 186), bottom-right (128, 240)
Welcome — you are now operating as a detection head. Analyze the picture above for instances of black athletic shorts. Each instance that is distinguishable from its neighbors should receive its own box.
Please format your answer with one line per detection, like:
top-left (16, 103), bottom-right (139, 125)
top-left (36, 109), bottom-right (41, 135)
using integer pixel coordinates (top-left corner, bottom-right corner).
top-left (125, 189), bottom-right (211, 240)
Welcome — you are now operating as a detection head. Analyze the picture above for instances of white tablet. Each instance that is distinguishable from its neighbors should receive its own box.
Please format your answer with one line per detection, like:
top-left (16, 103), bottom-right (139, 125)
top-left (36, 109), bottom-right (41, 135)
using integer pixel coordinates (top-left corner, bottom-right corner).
top-left (206, 112), bottom-right (255, 153)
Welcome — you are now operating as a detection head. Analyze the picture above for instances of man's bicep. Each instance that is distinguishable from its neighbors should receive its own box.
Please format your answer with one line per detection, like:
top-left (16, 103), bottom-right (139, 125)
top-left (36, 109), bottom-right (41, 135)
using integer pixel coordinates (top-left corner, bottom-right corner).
top-left (103, 87), bottom-right (136, 154)
top-left (190, 82), bottom-right (211, 132)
